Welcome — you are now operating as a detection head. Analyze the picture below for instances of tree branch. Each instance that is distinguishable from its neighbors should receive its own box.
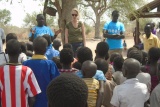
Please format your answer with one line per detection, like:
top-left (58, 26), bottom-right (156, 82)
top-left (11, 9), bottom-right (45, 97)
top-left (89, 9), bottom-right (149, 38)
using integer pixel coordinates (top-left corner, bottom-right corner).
top-left (52, 0), bottom-right (62, 17)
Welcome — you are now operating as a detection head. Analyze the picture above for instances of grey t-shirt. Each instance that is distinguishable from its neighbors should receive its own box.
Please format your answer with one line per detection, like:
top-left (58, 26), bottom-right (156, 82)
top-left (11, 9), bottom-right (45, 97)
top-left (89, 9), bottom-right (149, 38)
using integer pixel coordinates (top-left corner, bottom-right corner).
top-left (0, 28), bottom-right (5, 52)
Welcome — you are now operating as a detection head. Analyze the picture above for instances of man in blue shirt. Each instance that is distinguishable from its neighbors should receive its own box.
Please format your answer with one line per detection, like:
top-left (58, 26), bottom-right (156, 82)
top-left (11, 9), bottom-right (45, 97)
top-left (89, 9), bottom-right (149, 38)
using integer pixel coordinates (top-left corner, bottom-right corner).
top-left (29, 14), bottom-right (61, 42)
top-left (23, 37), bottom-right (60, 107)
top-left (103, 10), bottom-right (125, 56)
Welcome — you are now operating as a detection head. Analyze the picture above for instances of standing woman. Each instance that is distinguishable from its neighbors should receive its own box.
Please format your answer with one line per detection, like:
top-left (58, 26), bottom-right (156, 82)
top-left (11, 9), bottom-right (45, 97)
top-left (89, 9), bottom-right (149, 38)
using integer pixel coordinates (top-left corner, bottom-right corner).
top-left (65, 8), bottom-right (86, 55)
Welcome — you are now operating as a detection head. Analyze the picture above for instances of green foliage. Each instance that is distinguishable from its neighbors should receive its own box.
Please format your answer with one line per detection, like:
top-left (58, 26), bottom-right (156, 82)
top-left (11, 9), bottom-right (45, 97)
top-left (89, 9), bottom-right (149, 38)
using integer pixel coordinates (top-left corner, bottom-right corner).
top-left (0, 9), bottom-right (11, 25)
top-left (23, 11), bottom-right (56, 28)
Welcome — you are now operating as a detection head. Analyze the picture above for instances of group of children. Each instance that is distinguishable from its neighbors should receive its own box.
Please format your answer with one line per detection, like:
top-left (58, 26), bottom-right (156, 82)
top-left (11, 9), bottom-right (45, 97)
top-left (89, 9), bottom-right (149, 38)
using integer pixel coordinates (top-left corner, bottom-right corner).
top-left (0, 32), bottom-right (160, 107)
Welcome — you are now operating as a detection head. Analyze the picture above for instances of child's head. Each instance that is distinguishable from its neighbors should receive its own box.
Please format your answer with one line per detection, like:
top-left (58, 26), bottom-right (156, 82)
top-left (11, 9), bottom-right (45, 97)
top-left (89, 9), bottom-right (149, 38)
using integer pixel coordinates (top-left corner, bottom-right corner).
top-left (95, 58), bottom-right (108, 75)
top-left (53, 39), bottom-right (61, 50)
top-left (63, 43), bottom-right (73, 50)
top-left (6, 33), bottom-right (17, 43)
top-left (127, 47), bottom-right (138, 57)
top-left (52, 57), bottom-right (62, 69)
top-left (110, 52), bottom-right (122, 63)
top-left (72, 62), bottom-right (82, 70)
top-left (33, 36), bottom-right (48, 55)
top-left (6, 39), bottom-right (21, 57)
top-left (122, 58), bottom-right (140, 79)
top-left (148, 47), bottom-right (160, 63)
top-left (26, 41), bottom-right (33, 52)
top-left (20, 42), bottom-right (27, 54)
top-left (43, 34), bottom-right (52, 46)
top-left (113, 56), bottom-right (124, 71)
top-left (77, 47), bottom-right (93, 64)
top-left (127, 49), bottom-right (143, 63)
top-left (60, 48), bottom-right (74, 65)
top-left (47, 73), bottom-right (88, 107)
top-left (141, 50), bottom-right (148, 65)
top-left (95, 42), bottom-right (109, 59)
top-left (124, 40), bottom-right (126, 42)
top-left (82, 60), bottom-right (97, 78)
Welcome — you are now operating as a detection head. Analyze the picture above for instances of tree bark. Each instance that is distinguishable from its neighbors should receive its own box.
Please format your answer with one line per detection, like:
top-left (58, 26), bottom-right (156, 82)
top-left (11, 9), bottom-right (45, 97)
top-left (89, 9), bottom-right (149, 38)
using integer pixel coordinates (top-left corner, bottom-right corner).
top-left (43, 0), bottom-right (48, 26)
top-left (94, 15), bottom-right (101, 39)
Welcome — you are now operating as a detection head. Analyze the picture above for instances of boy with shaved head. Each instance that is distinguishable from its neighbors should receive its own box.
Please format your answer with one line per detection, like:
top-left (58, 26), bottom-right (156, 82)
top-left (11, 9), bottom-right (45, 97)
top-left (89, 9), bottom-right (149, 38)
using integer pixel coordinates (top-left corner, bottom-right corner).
top-left (111, 58), bottom-right (149, 107)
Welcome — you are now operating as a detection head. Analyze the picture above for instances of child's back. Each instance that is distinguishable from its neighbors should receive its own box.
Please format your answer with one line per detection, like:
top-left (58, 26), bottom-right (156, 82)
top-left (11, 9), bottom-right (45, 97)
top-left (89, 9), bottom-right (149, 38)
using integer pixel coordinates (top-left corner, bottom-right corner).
top-left (23, 37), bottom-right (60, 107)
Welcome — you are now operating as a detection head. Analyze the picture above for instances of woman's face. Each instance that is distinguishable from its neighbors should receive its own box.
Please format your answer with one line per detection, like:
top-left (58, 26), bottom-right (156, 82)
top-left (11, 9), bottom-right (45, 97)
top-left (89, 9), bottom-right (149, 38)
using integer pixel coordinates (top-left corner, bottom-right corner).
top-left (71, 10), bottom-right (78, 20)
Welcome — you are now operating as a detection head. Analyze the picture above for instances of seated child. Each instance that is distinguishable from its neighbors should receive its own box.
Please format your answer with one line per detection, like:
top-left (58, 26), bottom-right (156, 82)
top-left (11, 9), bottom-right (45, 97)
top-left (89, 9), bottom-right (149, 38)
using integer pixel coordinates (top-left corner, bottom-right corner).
top-left (95, 58), bottom-right (116, 107)
top-left (111, 58), bottom-right (149, 107)
top-left (19, 42), bottom-right (27, 63)
top-left (150, 62), bottom-right (160, 107)
top-left (43, 34), bottom-right (59, 60)
top-left (47, 73), bottom-right (88, 107)
top-left (26, 41), bottom-right (33, 58)
top-left (59, 48), bottom-right (78, 73)
top-left (112, 56), bottom-right (126, 85)
top-left (53, 39), bottom-right (61, 51)
top-left (82, 60), bottom-right (103, 107)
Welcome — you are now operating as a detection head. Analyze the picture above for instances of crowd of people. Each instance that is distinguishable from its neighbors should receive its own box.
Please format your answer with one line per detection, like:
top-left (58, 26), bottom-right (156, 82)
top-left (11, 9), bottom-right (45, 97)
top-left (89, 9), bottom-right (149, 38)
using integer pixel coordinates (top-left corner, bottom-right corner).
top-left (0, 8), bottom-right (160, 107)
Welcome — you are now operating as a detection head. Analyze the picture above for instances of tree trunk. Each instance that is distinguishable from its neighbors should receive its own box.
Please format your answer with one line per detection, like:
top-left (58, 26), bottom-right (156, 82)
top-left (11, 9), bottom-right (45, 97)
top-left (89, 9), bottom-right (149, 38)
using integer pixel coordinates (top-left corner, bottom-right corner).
top-left (94, 15), bottom-right (101, 39)
top-left (58, 0), bottom-right (77, 44)
top-left (43, 0), bottom-right (48, 26)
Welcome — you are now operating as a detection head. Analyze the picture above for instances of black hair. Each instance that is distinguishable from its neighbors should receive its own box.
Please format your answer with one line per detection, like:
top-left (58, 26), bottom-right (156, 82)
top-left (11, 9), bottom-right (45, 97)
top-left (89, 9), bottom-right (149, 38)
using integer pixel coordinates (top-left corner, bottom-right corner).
top-left (63, 43), bottom-right (73, 50)
top-left (96, 42), bottom-right (109, 58)
top-left (148, 47), bottom-right (160, 62)
top-left (141, 50), bottom-right (148, 65)
top-left (127, 47), bottom-right (138, 58)
top-left (6, 39), bottom-right (21, 56)
top-left (60, 48), bottom-right (74, 65)
top-left (82, 61), bottom-right (97, 78)
top-left (110, 52), bottom-right (122, 63)
top-left (33, 36), bottom-right (48, 54)
top-left (127, 50), bottom-right (143, 63)
top-left (77, 47), bottom-right (93, 64)
top-left (43, 34), bottom-right (52, 46)
top-left (26, 51), bottom-right (33, 57)
top-left (6, 33), bottom-right (17, 43)
top-left (72, 62), bottom-right (82, 70)
top-left (112, 10), bottom-right (119, 16)
top-left (20, 42), bottom-right (27, 54)
top-left (95, 58), bottom-right (109, 75)
top-left (53, 39), bottom-right (61, 50)
top-left (37, 14), bottom-right (43, 19)
top-left (113, 56), bottom-right (124, 71)
top-left (47, 73), bottom-right (88, 107)
top-left (52, 57), bottom-right (62, 69)
top-left (26, 41), bottom-right (33, 52)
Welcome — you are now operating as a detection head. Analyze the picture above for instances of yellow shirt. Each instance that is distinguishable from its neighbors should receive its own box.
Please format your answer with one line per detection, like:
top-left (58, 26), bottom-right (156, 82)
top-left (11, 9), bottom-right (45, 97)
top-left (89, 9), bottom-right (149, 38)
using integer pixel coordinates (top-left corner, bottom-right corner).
top-left (83, 78), bottom-right (99, 107)
top-left (142, 33), bottom-right (160, 52)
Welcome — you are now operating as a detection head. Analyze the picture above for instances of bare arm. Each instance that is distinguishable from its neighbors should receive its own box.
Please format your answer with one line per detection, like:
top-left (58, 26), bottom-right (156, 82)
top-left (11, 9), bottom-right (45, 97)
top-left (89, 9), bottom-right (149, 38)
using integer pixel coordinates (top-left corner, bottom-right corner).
top-left (28, 97), bottom-right (36, 107)
top-left (65, 28), bottom-right (69, 44)
top-left (103, 30), bottom-right (124, 39)
top-left (81, 23), bottom-right (86, 47)
top-left (96, 80), bottom-right (104, 107)
top-left (29, 28), bottom-right (35, 42)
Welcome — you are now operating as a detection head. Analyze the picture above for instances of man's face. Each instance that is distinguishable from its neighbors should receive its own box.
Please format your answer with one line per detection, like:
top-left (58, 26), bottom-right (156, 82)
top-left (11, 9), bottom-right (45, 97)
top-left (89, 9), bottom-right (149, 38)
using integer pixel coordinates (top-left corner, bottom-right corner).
top-left (144, 27), bottom-right (151, 36)
top-left (36, 15), bottom-right (44, 26)
top-left (112, 13), bottom-right (119, 22)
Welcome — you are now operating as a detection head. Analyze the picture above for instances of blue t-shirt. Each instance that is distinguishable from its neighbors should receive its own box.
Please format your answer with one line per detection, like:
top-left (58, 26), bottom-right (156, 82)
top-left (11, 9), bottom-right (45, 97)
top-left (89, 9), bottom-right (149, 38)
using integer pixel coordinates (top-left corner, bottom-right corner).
top-left (103, 21), bottom-right (125, 50)
top-left (29, 26), bottom-right (54, 38)
top-left (76, 70), bottom-right (106, 81)
top-left (23, 59), bottom-right (60, 107)
top-left (45, 44), bottom-right (59, 60)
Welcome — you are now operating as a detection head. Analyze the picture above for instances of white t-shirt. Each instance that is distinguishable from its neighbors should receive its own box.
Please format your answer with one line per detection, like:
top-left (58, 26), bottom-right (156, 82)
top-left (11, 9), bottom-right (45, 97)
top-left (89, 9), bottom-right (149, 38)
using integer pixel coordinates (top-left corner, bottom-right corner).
top-left (111, 78), bottom-right (149, 107)
top-left (0, 28), bottom-right (5, 52)
top-left (136, 72), bottom-right (151, 92)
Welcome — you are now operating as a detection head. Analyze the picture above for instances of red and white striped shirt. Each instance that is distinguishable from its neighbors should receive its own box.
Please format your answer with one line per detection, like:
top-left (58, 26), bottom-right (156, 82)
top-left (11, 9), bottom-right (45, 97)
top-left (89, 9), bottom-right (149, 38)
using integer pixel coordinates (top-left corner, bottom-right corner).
top-left (0, 65), bottom-right (41, 107)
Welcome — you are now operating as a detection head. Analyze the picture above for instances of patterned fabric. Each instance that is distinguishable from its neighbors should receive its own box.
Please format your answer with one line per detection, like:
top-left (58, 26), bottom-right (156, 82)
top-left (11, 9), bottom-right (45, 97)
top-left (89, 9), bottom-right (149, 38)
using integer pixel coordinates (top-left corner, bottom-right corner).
top-left (0, 65), bottom-right (41, 107)
top-left (59, 68), bottom-right (78, 73)
top-left (83, 78), bottom-right (99, 107)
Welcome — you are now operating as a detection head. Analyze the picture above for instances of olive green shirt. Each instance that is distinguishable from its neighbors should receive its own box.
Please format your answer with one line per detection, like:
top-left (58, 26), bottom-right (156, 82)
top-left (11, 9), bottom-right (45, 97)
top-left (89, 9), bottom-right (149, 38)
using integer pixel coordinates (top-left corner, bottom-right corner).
top-left (66, 21), bottom-right (83, 43)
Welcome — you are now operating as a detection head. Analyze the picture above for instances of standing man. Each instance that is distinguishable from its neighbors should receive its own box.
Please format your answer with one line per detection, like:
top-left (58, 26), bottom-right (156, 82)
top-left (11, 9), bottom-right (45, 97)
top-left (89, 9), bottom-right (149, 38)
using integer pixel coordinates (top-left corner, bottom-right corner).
top-left (142, 23), bottom-right (160, 52)
top-left (103, 10), bottom-right (125, 56)
top-left (0, 28), bottom-right (5, 52)
top-left (29, 14), bottom-right (61, 42)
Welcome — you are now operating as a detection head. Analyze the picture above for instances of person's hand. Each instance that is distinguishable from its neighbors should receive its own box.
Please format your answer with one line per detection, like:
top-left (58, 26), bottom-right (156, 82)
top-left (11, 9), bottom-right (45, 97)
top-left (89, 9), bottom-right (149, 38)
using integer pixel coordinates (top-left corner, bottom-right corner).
top-left (54, 28), bottom-right (62, 36)
top-left (30, 28), bottom-right (36, 34)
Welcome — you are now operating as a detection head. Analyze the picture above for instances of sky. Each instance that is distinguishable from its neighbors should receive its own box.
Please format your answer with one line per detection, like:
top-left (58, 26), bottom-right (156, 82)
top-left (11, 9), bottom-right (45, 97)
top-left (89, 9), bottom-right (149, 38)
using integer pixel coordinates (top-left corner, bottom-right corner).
top-left (0, 0), bottom-right (44, 27)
